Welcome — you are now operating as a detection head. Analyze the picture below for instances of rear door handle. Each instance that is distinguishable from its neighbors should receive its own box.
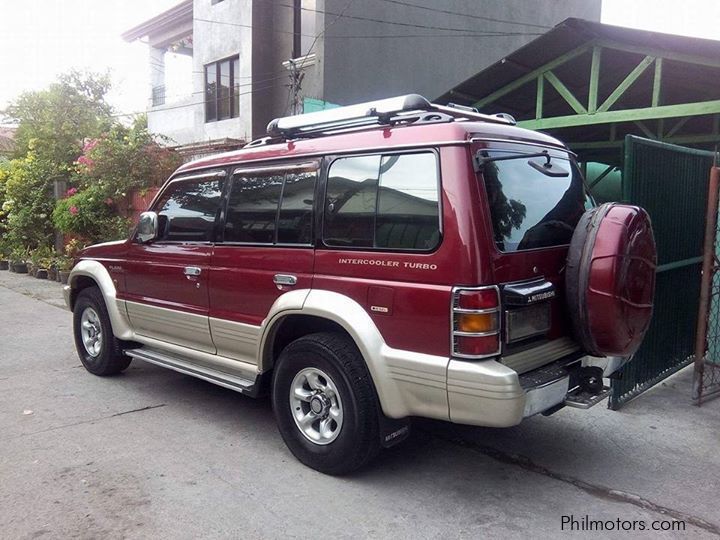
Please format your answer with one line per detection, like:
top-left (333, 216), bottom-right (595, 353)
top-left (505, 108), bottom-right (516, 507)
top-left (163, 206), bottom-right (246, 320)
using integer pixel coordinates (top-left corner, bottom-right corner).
top-left (184, 266), bottom-right (202, 277)
top-left (273, 274), bottom-right (297, 287)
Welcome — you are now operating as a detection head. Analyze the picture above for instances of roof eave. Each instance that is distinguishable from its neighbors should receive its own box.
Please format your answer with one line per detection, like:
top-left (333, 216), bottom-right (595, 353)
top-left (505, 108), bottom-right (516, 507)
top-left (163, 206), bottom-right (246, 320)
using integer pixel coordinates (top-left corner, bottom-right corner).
top-left (121, 0), bottom-right (193, 42)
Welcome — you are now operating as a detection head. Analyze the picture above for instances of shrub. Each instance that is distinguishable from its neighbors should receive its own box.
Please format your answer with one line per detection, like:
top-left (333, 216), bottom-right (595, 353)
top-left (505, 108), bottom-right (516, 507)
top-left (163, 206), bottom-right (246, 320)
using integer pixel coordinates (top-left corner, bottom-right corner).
top-left (53, 184), bottom-right (129, 244)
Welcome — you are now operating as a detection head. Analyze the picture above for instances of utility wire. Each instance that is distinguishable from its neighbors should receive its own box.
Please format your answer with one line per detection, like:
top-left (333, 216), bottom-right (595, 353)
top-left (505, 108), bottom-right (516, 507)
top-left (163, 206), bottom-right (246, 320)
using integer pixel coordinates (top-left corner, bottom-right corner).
top-left (119, 2), bottom-right (548, 118)
top-left (375, 0), bottom-right (552, 30)
top-left (197, 10), bottom-right (542, 37)
top-left (110, 81), bottom-right (287, 119)
top-left (149, 59), bottom-right (290, 80)
top-left (145, 72), bottom-right (291, 103)
top-left (271, 0), bottom-right (538, 34)
top-left (287, 0), bottom-right (356, 113)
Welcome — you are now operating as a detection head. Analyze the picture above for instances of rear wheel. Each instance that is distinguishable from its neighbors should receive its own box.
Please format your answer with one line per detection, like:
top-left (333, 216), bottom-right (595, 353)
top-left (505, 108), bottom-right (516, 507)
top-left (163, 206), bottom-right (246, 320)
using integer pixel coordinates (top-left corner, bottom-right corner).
top-left (73, 287), bottom-right (131, 376)
top-left (272, 332), bottom-right (380, 475)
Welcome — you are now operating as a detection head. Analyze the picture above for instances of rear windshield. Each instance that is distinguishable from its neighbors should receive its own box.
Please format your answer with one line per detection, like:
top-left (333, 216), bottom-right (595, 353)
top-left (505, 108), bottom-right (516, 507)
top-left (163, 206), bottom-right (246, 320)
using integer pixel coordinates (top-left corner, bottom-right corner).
top-left (480, 150), bottom-right (593, 252)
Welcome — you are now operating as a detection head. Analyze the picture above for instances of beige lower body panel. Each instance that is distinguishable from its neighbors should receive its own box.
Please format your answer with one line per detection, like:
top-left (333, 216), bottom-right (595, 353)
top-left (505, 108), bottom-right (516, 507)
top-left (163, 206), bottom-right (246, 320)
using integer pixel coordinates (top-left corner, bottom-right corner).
top-left (209, 318), bottom-right (260, 364)
top-left (126, 301), bottom-right (215, 354)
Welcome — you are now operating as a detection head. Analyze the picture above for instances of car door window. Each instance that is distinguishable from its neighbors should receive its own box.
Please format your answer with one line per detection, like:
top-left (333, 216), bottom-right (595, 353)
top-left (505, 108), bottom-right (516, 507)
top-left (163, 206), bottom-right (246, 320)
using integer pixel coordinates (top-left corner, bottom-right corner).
top-left (224, 164), bottom-right (318, 245)
top-left (154, 173), bottom-right (225, 242)
top-left (277, 169), bottom-right (316, 244)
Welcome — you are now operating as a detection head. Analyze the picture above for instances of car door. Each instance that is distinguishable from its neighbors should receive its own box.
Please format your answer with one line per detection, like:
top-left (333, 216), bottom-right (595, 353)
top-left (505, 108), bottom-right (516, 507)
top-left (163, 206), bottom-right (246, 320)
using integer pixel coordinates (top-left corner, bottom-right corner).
top-left (123, 169), bottom-right (226, 354)
top-left (208, 161), bottom-right (318, 364)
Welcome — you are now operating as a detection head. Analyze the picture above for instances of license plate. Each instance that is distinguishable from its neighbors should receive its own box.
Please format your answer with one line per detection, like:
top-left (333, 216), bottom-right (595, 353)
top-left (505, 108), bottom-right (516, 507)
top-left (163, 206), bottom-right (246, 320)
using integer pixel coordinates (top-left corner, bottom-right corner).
top-left (506, 303), bottom-right (551, 343)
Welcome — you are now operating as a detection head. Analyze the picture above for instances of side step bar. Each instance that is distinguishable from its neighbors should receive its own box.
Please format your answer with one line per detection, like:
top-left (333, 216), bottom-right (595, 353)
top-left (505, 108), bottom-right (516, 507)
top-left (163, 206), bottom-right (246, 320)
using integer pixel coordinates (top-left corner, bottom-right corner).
top-left (126, 348), bottom-right (259, 396)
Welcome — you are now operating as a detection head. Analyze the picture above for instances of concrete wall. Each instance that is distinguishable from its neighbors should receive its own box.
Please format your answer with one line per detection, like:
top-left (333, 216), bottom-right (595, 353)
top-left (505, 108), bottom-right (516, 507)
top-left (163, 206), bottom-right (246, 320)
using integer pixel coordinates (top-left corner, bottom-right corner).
top-left (250, 0), bottom-right (325, 139)
top-left (194, 0), bottom-right (253, 142)
top-left (251, 0), bottom-right (292, 138)
top-left (148, 0), bottom-right (254, 146)
top-left (147, 95), bottom-right (200, 146)
top-left (148, 0), bottom-right (602, 145)
top-left (321, 0), bottom-right (601, 105)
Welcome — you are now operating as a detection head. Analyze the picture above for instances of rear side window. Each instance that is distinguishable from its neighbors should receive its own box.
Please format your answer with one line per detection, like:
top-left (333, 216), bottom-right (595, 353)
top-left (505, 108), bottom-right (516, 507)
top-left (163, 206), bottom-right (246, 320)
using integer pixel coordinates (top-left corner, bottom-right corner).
top-left (324, 152), bottom-right (440, 250)
top-left (154, 174), bottom-right (225, 242)
top-left (223, 164), bottom-right (317, 244)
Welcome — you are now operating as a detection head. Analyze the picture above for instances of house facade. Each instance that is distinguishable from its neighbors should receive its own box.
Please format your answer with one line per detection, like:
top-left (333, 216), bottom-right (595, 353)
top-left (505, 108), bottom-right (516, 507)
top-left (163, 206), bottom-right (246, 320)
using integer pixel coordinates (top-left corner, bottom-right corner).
top-left (123, 0), bottom-right (601, 156)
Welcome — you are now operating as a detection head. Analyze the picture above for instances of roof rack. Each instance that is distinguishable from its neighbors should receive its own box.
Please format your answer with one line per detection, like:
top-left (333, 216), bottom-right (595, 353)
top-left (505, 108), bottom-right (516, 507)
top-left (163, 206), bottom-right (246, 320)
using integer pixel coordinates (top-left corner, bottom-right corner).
top-left (261, 94), bottom-right (516, 143)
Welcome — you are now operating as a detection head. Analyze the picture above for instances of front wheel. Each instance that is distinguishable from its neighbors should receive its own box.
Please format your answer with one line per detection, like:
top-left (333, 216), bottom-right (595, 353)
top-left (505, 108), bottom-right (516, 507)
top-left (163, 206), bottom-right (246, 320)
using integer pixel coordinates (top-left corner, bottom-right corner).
top-left (73, 287), bottom-right (131, 376)
top-left (272, 332), bottom-right (380, 475)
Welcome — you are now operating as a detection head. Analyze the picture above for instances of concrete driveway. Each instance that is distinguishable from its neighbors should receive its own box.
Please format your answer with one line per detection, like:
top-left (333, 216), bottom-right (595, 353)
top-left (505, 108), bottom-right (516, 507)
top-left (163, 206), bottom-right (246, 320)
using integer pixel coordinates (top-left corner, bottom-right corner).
top-left (1, 271), bottom-right (719, 539)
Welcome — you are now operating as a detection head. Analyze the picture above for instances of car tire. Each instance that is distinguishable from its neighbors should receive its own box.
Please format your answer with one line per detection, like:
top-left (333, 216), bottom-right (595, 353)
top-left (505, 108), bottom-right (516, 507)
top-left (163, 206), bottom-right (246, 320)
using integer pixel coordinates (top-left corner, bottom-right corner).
top-left (272, 332), bottom-right (380, 475)
top-left (73, 287), bottom-right (132, 376)
top-left (566, 202), bottom-right (656, 357)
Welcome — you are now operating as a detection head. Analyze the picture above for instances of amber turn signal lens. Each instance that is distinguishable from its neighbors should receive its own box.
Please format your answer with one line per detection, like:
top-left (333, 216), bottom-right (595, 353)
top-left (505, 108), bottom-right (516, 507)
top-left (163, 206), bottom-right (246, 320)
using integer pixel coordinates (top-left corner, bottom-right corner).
top-left (456, 312), bottom-right (498, 333)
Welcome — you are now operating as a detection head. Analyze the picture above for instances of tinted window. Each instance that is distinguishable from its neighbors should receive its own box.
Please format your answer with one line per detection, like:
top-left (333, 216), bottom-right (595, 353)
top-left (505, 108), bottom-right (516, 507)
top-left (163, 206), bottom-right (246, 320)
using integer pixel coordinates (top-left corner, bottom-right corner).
top-left (155, 176), bottom-right (224, 242)
top-left (376, 154), bottom-right (440, 250)
top-left (224, 166), bottom-right (317, 244)
top-left (481, 151), bottom-right (592, 252)
top-left (224, 172), bottom-right (284, 243)
top-left (324, 152), bottom-right (440, 250)
top-left (324, 155), bottom-right (380, 247)
top-left (278, 170), bottom-right (316, 244)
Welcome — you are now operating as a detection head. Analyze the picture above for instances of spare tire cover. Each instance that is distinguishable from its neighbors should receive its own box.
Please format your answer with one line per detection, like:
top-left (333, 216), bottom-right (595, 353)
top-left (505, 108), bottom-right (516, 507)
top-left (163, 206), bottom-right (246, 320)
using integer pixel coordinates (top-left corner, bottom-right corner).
top-left (566, 202), bottom-right (657, 357)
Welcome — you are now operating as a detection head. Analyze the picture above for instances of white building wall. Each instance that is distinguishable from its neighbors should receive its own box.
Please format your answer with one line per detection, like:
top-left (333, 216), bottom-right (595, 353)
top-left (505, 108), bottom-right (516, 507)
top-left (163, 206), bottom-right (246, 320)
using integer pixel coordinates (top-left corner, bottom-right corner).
top-left (148, 0), bottom-right (254, 146)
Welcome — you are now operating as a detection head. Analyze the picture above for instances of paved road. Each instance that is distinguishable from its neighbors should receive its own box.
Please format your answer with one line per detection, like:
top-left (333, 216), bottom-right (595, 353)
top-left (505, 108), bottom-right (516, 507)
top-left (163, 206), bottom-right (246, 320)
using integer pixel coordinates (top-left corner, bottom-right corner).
top-left (1, 271), bottom-right (719, 539)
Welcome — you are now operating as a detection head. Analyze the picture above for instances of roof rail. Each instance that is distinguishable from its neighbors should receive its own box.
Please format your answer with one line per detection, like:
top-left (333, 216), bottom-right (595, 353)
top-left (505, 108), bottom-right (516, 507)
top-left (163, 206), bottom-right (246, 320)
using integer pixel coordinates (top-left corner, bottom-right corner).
top-left (264, 94), bottom-right (515, 141)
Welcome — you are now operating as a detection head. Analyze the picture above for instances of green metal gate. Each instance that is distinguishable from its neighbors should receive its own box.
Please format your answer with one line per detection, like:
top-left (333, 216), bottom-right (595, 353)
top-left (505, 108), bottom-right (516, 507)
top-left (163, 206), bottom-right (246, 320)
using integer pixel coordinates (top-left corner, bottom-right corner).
top-left (608, 136), bottom-right (715, 409)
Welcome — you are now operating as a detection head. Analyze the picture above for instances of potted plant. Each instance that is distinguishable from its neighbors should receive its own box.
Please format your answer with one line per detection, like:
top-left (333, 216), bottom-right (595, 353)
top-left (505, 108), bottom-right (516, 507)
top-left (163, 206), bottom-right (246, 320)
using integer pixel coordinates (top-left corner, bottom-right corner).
top-left (27, 249), bottom-right (38, 277)
top-left (47, 257), bottom-right (58, 281)
top-left (33, 247), bottom-right (53, 280)
top-left (57, 255), bottom-right (74, 284)
top-left (0, 241), bottom-right (10, 270)
top-left (9, 247), bottom-right (28, 274)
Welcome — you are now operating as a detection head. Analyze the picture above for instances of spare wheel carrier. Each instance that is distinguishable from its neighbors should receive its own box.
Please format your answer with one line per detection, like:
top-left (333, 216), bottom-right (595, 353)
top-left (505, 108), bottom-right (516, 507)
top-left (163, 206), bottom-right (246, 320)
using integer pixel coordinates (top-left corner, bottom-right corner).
top-left (566, 202), bottom-right (657, 357)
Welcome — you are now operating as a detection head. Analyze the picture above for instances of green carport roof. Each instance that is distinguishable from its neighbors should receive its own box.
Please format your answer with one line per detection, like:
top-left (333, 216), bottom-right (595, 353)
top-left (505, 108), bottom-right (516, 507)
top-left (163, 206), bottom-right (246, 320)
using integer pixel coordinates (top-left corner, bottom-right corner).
top-left (437, 18), bottom-right (720, 163)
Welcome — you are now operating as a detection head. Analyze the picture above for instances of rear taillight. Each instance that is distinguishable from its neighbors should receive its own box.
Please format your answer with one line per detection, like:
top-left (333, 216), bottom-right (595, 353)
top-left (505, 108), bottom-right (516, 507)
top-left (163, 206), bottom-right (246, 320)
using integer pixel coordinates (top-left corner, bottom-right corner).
top-left (452, 286), bottom-right (501, 358)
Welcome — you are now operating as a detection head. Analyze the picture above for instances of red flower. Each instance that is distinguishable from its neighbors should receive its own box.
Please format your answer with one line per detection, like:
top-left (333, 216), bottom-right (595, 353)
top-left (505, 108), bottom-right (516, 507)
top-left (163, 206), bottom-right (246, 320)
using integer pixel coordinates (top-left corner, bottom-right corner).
top-left (82, 139), bottom-right (99, 153)
top-left (76, 155), bottom-right (94, 168)
top-left (69, 206), bottom-right (79, 215)
top-left (66, 187), bottom-right (78, 197)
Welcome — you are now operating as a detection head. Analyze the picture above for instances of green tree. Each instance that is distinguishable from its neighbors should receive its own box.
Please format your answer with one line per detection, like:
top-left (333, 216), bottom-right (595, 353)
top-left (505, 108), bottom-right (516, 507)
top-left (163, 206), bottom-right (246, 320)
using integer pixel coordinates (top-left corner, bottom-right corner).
top-left (52, 115), bottom-right (182, 243)
top-left (1, 151), bottom-right (56, 250)
top-left (74, 115), bottom-right (181, 198)
top-left (1, 71), bottom-right (114, 253)
top-left (3, 71), bottom-right (112, 172)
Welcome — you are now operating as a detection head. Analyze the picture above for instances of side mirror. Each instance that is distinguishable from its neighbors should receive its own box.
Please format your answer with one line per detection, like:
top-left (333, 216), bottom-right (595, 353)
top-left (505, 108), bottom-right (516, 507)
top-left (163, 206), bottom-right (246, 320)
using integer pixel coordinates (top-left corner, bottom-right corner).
top-left (136, 212), bottom-right (159, 243)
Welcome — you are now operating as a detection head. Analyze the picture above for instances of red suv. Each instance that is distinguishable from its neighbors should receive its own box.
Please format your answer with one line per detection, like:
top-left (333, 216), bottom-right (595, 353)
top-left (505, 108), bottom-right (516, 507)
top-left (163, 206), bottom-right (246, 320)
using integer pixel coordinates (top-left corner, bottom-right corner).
top-left (64, 95), bottom-right (656, 474)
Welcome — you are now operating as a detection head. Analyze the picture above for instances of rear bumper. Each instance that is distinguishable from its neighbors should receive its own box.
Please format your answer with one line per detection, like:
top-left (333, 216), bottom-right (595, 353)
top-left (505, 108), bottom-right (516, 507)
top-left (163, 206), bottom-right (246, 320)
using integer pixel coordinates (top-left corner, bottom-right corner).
top-left (445, 353), bottom-right (625, 427)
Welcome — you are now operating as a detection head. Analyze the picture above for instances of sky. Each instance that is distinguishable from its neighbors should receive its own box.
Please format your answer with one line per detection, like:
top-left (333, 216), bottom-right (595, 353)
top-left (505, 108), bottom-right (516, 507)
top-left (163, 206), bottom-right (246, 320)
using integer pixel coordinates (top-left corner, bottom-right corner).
top-left (0, 0), bottom-right (183, 118)
top-left (0, 0), bottom-right (719, 121)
